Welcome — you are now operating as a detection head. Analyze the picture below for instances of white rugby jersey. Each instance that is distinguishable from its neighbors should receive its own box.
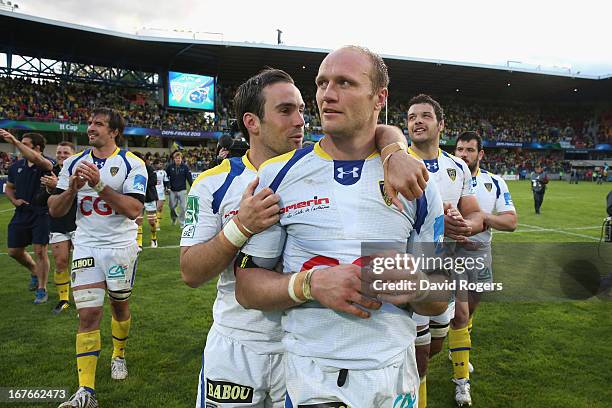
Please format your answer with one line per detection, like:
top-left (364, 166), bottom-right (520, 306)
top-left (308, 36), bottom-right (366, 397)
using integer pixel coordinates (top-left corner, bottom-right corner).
top-left (57, 147), bottom-right (147, 248)
top-left (408, 147), bottom-right (474, 207)
top-left (242, 142), bottom-right (445, 370)
top-left (468, 168), bottom-right (515, 244)
top-left (180, 155), bottom-right (284, 354)
top-left (155, 169), bottom-right (168, 198)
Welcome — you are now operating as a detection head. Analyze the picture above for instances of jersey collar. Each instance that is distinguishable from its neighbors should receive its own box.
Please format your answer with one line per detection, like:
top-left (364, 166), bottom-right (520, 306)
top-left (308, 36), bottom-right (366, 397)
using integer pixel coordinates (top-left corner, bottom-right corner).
top-left (88, 147), bottom-right (120, 159)
top-left (314, 141), bottom-right (379, 161)
top-left (408, 146), bottom-right (441, 160)
top-left (242, 151), bottom-right (256, 171)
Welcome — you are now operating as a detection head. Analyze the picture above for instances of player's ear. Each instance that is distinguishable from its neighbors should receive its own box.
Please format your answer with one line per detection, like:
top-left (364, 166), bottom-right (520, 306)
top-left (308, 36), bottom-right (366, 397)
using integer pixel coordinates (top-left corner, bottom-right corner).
top-left (375, 88), bottom-right (388, 111)
top-left (478, 150), bottom-right (484, 161)
top-left (243, 112), bottom-right (260, 135)
top-left (438, 119), bottom-right (445, 133)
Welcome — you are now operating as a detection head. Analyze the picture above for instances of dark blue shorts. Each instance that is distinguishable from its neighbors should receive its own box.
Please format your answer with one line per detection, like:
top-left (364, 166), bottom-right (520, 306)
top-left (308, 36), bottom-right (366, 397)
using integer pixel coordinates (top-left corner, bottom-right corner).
top-left (7, 210), bottom-right (50, 248)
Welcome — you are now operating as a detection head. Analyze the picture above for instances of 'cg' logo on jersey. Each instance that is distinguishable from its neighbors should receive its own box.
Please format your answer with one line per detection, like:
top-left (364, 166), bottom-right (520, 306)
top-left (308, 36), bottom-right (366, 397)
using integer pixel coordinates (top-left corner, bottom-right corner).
top-left (333, 160), bottom-right (365, 186)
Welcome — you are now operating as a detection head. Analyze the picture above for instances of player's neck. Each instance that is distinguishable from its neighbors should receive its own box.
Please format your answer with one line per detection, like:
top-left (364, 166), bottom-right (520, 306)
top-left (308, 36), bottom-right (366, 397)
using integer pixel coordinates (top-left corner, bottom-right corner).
top-left (92, 143), bottom-right (118, 159)
top-left (410, 142), bottom-right (439, 160)
top-left (320, 133), bottom-right (376, 160)
top-left (247, 147), bottom-right (268, 170)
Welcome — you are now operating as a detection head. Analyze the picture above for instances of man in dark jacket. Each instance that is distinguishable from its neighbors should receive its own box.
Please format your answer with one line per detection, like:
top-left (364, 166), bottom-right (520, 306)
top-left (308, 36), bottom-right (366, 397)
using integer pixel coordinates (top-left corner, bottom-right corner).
top-left (165, 150), bottom-right (192, 227)
top-left (531, 165), bottom-right (548, 214)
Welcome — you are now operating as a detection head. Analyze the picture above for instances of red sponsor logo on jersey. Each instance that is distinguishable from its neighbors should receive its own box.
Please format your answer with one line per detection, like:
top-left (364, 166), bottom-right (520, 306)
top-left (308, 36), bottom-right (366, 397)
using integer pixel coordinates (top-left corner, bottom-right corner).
top-left (80, 195), bottom-right (113, 216)
top-left (223, 209), bottom-right (239, 219)
top-left (280, 196), bottom-right (331, 215)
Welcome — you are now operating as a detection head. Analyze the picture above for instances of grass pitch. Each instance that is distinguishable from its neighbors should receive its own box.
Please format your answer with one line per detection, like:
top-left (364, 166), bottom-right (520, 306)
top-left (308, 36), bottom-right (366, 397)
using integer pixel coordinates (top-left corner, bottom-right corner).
top-left (0, 180), bottom-right (610, 407)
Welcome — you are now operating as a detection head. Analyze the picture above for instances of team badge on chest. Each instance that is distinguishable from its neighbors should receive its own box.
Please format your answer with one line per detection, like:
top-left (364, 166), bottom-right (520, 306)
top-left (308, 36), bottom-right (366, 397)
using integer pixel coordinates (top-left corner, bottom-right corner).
top-left (484, 182), bottom-right (492, 192)
top-left (110, 166), bottom-right (119, 176)
top-left (378, 180), bottom-right (393, 206)
top-left (446, 168), bottom-right (457, 181)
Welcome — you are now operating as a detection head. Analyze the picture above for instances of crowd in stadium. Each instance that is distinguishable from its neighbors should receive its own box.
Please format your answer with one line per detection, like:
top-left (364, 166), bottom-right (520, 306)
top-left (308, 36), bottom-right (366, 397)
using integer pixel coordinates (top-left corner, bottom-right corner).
top-left (2, 77), bottom-right (611, 146)
top-left (1, 76), bottom-right (611, 177)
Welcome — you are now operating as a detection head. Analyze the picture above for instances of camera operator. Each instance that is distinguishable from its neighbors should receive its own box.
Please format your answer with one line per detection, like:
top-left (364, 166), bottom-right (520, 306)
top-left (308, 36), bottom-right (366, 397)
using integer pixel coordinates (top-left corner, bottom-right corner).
top-left (531, 165), bottom-right (549, 215)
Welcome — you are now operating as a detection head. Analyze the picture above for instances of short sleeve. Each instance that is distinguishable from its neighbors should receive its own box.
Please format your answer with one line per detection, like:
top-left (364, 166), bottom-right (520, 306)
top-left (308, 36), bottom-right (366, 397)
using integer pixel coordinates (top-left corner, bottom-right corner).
top-left (494, 177), bottom-right (516, 213)
top-left (461, 165), bottom-right (476, 197)
top-left (123, 157), bottom-right (148, 195)
top-left (180, 183), bottom-right (222, 246)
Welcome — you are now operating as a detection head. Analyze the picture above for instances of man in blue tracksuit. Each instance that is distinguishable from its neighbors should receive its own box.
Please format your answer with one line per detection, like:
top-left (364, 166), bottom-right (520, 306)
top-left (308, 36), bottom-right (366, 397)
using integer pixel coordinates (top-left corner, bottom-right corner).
top-left (165, 150), bottom-right (192, 227)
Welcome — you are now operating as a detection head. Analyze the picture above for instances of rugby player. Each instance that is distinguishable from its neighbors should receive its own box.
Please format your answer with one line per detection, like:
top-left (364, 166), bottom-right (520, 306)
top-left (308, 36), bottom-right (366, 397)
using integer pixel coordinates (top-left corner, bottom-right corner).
top-left (41, 141), bottom-right (77, 314)
top-left (2, 129), bottom-right (54, 304)
top-left (454, 131), bottom-right (517, 360)
top-left (406, 95), bottom-right (484, 407)
top-left (49, 108), bottom-right (147, 408)
top-left (154, 160), bottom-right (169, 230)
top-left (234, 47), bottom-right (448, 407)
top-left (180, 66), bottom-right (433, 407)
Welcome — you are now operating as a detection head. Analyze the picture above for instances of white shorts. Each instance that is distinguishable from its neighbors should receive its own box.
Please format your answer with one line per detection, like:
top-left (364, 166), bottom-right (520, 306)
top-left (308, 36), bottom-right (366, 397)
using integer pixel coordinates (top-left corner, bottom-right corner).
top-left (70, 244), bottom-right (139, 293)
top-left (196, 326), bottom-right (285, 408)
top-left (49, 231), bottom-right (75, 244)
top-left (156, 188), bottom-right (166, 201)
top-left (144, 201), bottom-right (157, 212)
top-left (284, 349), bottom-right (419, 407)
top-left (412, 301), bottom-right (456, 328)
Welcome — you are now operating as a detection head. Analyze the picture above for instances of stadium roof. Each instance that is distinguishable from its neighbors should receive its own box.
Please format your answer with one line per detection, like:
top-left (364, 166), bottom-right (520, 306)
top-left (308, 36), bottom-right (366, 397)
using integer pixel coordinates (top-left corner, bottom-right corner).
top-left (1, 11), bottom-right (611, 102)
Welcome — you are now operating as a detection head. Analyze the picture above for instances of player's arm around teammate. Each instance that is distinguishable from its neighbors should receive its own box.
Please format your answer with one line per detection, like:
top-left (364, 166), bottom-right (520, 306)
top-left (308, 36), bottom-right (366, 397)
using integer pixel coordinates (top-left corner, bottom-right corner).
top-left (374, 124), bottom-right (429, 203)
top-left (179, 177), bottom-right (281, 287)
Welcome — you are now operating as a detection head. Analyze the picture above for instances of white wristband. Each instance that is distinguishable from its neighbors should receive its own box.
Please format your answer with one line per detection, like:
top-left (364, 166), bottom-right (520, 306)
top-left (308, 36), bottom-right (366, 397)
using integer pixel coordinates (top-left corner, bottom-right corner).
top-left (93, 180), bottom-right (105, 193)
top-left (223, 218), bottom-right (249, 248)
top-left (288, 272), bottom-right (305, 304)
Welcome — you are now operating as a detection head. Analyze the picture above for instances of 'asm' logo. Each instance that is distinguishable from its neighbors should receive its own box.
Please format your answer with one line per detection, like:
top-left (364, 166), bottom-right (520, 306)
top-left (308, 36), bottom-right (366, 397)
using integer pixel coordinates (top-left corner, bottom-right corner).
top-left (80, 196), bottom-right (113, 216)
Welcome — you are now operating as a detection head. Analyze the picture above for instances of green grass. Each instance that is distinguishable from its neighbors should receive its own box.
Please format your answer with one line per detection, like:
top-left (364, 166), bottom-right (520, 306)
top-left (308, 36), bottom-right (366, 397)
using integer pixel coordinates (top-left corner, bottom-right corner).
top-left (0, 181), bottom-right (610, 407)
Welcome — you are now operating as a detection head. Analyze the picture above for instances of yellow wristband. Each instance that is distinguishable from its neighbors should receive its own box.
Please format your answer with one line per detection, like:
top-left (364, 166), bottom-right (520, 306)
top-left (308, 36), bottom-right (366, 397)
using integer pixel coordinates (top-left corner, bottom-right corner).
top-left (302, 269), bottom-right (315, 301)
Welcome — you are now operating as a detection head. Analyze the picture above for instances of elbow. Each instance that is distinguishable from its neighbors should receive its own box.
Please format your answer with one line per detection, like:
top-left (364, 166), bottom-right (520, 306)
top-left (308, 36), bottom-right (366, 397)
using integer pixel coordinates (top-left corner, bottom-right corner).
top-left (415, 301), bottom-right (448, 317)
top-left (507, 220), bottom-right (518, 232)
top-left (234, 285), bottom-right (250, 309)
top-left (126, 205), bottom-right (143, 220)
top-left (234, 275), bottom-right (254, 309)
top-left (179, 259), bottom-right (203, 288)
top-left (181, 271), bottom-right (202, 288)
